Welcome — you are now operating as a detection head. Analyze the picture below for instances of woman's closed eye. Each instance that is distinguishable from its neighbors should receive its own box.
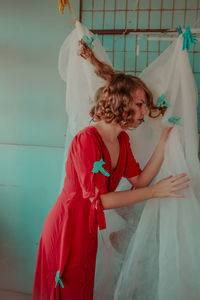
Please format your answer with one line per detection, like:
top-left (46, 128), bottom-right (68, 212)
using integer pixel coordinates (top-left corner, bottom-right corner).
top-left (136, 103), bottom-right (143, 108)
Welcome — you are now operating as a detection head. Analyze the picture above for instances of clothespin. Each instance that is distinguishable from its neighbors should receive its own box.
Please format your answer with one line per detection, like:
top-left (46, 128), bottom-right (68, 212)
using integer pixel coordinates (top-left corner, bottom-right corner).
top-left (92, 159), bottom-right (110, 177)
top-left (55, 271), bottom-right (64, 288)
top-left (176, 25), bottom-right (183, 35)
top-left (156, 94), bottom-right (170, 108)
top-left (82, 34), bottom-right (98, 50)
top-left (182, 26), bottom-right (197, 50)
top-left (168, 117), bottom-right (182, 127)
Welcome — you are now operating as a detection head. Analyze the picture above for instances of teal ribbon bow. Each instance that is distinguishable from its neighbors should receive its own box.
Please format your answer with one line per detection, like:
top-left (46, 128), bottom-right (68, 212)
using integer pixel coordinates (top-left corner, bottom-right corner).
top-left (82, 34), bottom-right (98, 50)
top-left (156, 94), bottom-right (170, 108)
top-left (182, 26), bottom-right (197, 50)
top-left (55, 270), bottom-right (64, 288)
top-left (176, 25), bottom-right (183, 35)
top-left (92, 159), bottom-right (110, 177)
top-left (168, 117), bottom-right (182, 127)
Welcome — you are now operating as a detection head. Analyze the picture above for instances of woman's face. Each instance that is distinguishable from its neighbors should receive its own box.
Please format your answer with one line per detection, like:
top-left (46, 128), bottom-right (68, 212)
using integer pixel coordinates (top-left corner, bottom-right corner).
top-left (130, 87), bottom-right (148, 128)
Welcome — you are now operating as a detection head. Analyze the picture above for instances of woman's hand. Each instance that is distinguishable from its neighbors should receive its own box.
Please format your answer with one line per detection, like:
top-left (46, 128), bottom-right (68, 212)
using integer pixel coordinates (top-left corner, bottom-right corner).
top-left (152, 173), bottom-right (190, 198)
top-left (159, 126), bottom-right (174, 145)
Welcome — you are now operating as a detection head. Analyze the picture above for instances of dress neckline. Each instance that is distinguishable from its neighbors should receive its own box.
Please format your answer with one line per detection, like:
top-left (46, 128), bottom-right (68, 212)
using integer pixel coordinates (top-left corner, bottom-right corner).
top-left (89, 126), bottom-right (122, 173)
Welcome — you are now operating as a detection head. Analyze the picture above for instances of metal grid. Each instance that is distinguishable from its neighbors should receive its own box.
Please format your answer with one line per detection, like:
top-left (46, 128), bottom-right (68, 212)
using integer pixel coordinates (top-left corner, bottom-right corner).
top-left (80, 0), bottom-right (200, 131)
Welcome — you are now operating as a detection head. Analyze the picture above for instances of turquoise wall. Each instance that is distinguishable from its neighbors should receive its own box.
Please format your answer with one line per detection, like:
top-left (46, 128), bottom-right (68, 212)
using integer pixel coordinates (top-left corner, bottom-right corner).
top-left (0, 0), bottom-right (79, 298)
top-left (0, 0), bottom-right (199, 299)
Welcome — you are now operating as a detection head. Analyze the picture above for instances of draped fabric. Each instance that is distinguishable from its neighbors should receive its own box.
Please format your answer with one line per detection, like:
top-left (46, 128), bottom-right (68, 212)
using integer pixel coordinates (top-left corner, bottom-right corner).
top-left (58, 21), bottom-right (200, 300)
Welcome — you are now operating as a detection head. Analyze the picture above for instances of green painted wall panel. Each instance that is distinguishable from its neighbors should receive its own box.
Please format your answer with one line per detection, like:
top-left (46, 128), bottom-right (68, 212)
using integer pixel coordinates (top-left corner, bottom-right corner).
top-left (138, 36), bottom-right (147, 51)
top-left (151, 0), bottom-right (161, 9)
top-left (138, 11), bottom-right (149, 28)
top-left (82, 0), bottom-right (92, 10)
top-left (173, 10), bottom-right (185, 27)
top-left (126, 35), bottom-right (136, 51)
top-left (94, 0), bottom-right (104, 10)
top-left (127, 0), bottom-right (137, 10)
top-left (148, 52), bottom-right (159, 65)
top-left (116, 11), bottom-right (126, 29)
top-left (103, 35), bottom-right (114, 51)
top-left (137, 52), bottom-right (147, 71)
top-left (148, 40), bottom-right (159, 52)
top-left (175, 0), bottom-right (186, 9)
top-left (104, 11), bottom-right (115, 29)
top-left (0, 0), bottom-right (80, 296)
top-left (0, 60), bottom-right (66, 146)
top-left (139, 0), bottom-right (150, 9)
top-left (186, 10), bottom-right (196, 26)
top-left (127, 11), bottom-right (137, 29)
top-left (114, 35), bottom-right (125, 51)
top-left (93, 11), bottom-right (104, 29)
top-left (0, 144), bottom-right (64, 292)
top-left (0, 0), bottom-right (80, 147)
top-left (194, 53), bottom-right (200, 72)
top-left (82, 11), bottom-right (92, 29)
top-left (188, 0), bottom-right (198, 9)
top-left (116, 0), bottom-right (127, 10)
top-left (105, 0), bottom-right (115, 10)
top-left (126, 52), bottom-right (136, 71)
top-left (163, 0), bottom-right (173, 9)
top-left (160, 40), bottom-right (171, 52)
top-left (161, 11), bottom-right (173, 28)
top-left (150, 11), bottom-right (161, 28)
top-left (114, 52), bottom-right (124, 70)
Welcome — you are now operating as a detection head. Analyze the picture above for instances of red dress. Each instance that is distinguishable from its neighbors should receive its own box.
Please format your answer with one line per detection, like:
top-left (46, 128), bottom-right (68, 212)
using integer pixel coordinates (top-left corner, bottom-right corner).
top-left (32, 126), bottom-right (141, 300)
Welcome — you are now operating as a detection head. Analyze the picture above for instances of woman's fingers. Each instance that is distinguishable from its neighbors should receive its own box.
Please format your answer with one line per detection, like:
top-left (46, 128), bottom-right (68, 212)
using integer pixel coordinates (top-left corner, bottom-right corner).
top-left (170, 193), bottom-right (185, 198)
top-left (167, 126), bottom-right (174, 134)
top-left (172, 184), bottom-right (190, 192)
top-left (170, 173), bottom-right (187, 183)
top-left (163, 175), bottom-right (173, 180)
top-left (172, 177), bottom-right (190, 186)
top-left (154, 173), bottom-right (190, 199)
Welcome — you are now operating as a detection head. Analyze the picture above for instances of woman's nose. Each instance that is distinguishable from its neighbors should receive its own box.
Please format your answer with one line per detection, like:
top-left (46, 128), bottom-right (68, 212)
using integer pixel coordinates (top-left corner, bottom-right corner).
top-left (142, 104), bottom-right (148, 115)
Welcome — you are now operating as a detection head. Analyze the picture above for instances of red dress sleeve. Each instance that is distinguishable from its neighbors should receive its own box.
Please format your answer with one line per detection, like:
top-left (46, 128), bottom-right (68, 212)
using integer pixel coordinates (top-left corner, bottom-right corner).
top-left (70, 129), bottom-right (108, 231)
top-left (122, 132), bottom-right (142, 179)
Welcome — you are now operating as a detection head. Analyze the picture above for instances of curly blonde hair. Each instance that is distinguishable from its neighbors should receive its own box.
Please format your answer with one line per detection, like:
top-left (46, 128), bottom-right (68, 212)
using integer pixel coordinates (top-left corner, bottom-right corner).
top-left (79, 38), bottom-right (166, 129)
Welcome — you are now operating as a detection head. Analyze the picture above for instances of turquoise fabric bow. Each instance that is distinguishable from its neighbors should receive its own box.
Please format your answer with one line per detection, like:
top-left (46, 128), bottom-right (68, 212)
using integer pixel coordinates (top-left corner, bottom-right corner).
top-left (92, 159), bottom-right (110, 177)
top-left (168, 117), bottom-right (182, 127)
top-left (156, 94), bottom-right (170, 108)
top-left (176, 25), bottom-right (183, 36)
top-left (55, 270), bottom-right (64, 288)
top-left (182, 26), bottom-right (197, 50)
top-left (82, 34), bottom-right (98, 50)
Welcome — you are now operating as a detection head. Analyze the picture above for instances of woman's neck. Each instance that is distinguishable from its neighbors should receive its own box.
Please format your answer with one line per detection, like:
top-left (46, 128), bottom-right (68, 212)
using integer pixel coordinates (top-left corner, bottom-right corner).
top-left (93, 121), bottom-right (123, 143)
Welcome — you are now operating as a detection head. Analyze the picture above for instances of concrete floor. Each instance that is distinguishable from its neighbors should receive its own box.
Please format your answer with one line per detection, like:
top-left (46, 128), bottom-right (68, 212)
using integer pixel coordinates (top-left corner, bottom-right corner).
top-left (0, 290), bottom-right (31, 300)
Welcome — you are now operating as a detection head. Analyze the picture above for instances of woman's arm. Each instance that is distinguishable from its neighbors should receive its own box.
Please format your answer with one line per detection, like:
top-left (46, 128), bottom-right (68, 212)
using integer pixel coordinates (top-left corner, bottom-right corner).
top-left (100, 173), bottom-right (190, 210)
top-left (128, 127), bottom-right (173, 188)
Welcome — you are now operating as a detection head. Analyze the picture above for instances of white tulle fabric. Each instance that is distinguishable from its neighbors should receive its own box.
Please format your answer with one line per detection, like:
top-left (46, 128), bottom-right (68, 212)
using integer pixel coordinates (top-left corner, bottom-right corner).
top-left (58, 21), bottom-right (111, 188)
top-left (58, 21), bottom-right (200, 300)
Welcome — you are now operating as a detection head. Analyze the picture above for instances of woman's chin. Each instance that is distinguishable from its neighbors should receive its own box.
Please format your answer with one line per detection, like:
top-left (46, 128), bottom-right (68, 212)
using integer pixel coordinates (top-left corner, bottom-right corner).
top-left (134, 120), bottom-right (143, 128)
top-left (129, 123), bottom-right (138, 129)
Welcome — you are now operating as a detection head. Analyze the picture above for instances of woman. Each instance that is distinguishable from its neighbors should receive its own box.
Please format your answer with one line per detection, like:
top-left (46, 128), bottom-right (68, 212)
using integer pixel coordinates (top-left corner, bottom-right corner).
top-left (32, 38), bottom-right (190, 300)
